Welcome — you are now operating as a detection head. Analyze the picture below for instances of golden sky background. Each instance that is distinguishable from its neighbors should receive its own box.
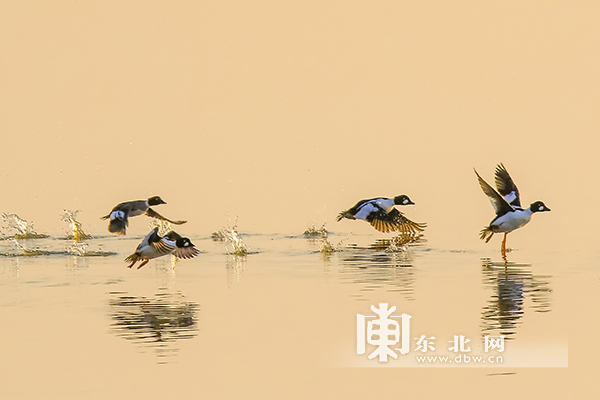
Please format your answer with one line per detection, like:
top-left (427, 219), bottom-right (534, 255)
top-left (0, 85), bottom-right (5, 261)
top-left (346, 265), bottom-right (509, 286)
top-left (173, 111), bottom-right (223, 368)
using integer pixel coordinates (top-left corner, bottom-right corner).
top-left (1, 2), bottom-right (598, 248)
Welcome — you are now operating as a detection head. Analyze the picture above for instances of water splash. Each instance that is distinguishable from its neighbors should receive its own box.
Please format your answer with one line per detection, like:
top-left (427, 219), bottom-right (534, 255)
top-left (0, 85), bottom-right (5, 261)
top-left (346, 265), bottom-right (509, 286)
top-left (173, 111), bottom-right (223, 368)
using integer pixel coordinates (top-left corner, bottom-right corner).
top-left (149, 219), bottom-right (173, 236)
top-left (318, 237), bottom-right (349, 254)
top-left (59, 210), bottom-right (116, 257)
top-left (61, 210), bottom-right (93, 242)
top-left (304, 223), bottom-right (328, 239)
top-left (68, 241), bottom-right (89, 256)
top-left (1, 213), bottom-right (48, 239)
top-left (211, 231), bottom-right (226, 241)
top-left (218, 218), bottom-right (248, 256)
top-left (318, 238), bottom-right (336, 254)
top-left (11, 238), bottom-right (51, 256)
top-left (61, 210), bottom-right (91, 256)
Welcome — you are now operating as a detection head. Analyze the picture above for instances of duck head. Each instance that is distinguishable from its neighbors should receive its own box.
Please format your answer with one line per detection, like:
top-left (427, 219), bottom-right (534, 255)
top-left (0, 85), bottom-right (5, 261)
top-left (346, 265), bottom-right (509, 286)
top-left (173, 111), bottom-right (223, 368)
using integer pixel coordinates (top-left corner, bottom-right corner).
top-left (394, 195), bottom-right (415, 206)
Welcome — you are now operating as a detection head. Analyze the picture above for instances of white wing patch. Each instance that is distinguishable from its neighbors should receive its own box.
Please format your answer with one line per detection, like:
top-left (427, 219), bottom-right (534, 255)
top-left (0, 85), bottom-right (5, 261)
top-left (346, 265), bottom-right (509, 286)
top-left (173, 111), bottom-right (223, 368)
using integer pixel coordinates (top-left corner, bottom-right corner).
top-left (161, 238), bottom-right (177, 247)
top-left (110, 210), bottom-right (126, 220)
top-left (504, 191), bottom-right (517, 205)
top-left (354, 202), bottom-right (379, 220)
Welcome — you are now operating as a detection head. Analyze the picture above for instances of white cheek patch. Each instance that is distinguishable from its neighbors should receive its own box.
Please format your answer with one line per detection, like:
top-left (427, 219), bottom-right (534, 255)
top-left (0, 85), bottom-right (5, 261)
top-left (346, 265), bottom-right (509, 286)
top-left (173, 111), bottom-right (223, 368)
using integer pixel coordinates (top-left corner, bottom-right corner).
top-left (539, 206), bottom-right (545, 211)
top-left (110, 210), bottom-right (126, 220)
top-left (403, 199), bottom-right (409, 204)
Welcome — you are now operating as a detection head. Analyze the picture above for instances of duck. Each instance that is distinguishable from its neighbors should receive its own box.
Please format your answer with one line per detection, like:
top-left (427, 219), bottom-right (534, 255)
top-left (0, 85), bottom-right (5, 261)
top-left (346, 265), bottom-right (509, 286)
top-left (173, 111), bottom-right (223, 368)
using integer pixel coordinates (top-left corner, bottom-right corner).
top-left (474, 163), bottom-right (550, 258)
top-left (336, 195), bottom-right (426, 233)
top-left (125, 227), bottom-right (200, 269)
top-left (101, 196), bottom-right (186, 235)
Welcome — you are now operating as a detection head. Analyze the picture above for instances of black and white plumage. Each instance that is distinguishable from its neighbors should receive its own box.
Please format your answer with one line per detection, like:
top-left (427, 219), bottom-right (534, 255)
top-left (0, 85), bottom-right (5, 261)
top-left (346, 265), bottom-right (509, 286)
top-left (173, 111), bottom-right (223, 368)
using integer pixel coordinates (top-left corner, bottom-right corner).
top-left (124, 227), bottom-right (200, 269)
top-left (101, 196), bottom-right (186, 235)
top-left (475, 163), bottom-right (550, 257)
top-left (336, 195), bottom-right (426, 233)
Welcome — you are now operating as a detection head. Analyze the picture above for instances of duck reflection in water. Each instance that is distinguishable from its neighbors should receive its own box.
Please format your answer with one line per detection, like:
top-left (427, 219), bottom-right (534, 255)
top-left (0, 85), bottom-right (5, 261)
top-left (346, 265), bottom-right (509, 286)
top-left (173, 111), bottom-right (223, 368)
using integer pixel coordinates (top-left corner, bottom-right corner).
top-left (336, 233), bottom-right (425, 301)
top-left (480, 259), bottom-right (552, 340)
top-left (109, 290), bottom-right (199, 362)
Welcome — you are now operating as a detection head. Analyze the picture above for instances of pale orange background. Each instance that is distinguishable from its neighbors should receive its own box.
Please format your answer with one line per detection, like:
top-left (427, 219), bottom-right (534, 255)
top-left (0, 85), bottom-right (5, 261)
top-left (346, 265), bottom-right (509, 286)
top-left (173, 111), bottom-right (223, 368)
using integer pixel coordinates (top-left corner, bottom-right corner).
top-left (1, 1), bottom-right (598, 247)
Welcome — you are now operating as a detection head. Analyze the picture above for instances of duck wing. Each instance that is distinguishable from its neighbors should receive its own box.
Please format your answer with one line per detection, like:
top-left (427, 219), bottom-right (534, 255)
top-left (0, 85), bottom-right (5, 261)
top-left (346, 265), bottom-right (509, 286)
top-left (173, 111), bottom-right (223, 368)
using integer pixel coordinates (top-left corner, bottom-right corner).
top-left (145, 208), bottom-right (187, 225)
top-left (494, 163), bottom-right (521, 208)
top-left (150, 239), bottom-right (176, 257)
top-left (366, 207), bottom-right (426, 233)
top-left (163, 231), bottom-right (200, 260)
top-left (474, 168), bottom-right (514, 216)
top-left (173, 246), bottom-right (200, 260)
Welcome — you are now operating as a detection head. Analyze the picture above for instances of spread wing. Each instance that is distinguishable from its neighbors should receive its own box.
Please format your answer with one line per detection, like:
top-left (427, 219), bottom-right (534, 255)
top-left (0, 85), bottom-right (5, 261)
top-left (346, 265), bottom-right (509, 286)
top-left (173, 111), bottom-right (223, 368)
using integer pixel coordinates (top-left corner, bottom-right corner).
top-left (145, 208), bottom-right (187, 225)
top-left (494, 163), bottom-right (521, 208)
top-left (144, 228), bottom-right (176, 256)
top-left (163, 230), bottom-right (199, 260)
top-left (474, 168), bottom-right (514, 216)
top-left (173, 246), bottom-right (200, 259)
top-left (151, 239), bottom-right (176, 256)
top-left (366, 207), bottom-right (426, 233)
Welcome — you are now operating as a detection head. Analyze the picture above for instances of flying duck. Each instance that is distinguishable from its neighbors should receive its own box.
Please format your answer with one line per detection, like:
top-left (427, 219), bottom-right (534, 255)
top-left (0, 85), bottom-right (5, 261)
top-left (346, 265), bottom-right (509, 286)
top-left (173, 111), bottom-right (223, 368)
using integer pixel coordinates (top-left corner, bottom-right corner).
top-left (102, 196), bottom-right (186, 235)
top-left (336, 195), bottom-right (426, 233)
top-left (125, 227), bottom-right (200, 269)
top-left (475, 163), bottom-right (550, 257)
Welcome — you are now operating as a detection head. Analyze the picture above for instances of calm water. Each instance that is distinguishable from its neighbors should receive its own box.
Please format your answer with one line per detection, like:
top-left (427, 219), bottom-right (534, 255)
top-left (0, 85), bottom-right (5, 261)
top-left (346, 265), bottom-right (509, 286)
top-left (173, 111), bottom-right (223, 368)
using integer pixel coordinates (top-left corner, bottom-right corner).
top-left (0, 227), bottom-right (595, 399)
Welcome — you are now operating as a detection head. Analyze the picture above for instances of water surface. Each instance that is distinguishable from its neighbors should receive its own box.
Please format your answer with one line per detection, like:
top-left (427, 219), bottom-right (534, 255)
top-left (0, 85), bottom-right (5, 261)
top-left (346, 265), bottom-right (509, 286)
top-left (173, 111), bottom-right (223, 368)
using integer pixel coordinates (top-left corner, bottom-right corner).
top-left (0, 228), bottom-right (592, 399)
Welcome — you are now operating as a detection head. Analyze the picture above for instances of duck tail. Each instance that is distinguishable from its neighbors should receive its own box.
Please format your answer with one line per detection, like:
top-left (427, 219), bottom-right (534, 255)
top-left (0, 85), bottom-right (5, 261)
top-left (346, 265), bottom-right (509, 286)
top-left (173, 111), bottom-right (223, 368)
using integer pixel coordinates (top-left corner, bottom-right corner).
top-left (124, 253), bottom-right (139, 268)
top-left (336, 210), bottom-right (355, 222)
top-left (108, 219), bottom-right (127, 235)
top-left (480, 227), bottom-right (494, 243)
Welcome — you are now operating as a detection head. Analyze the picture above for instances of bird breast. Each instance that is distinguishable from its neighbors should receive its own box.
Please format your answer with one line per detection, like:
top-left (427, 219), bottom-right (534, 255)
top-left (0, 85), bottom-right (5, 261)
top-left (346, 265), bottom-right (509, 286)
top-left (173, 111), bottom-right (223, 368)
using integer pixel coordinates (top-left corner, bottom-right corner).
top-left (493, 209), bottom-right (533, 233)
